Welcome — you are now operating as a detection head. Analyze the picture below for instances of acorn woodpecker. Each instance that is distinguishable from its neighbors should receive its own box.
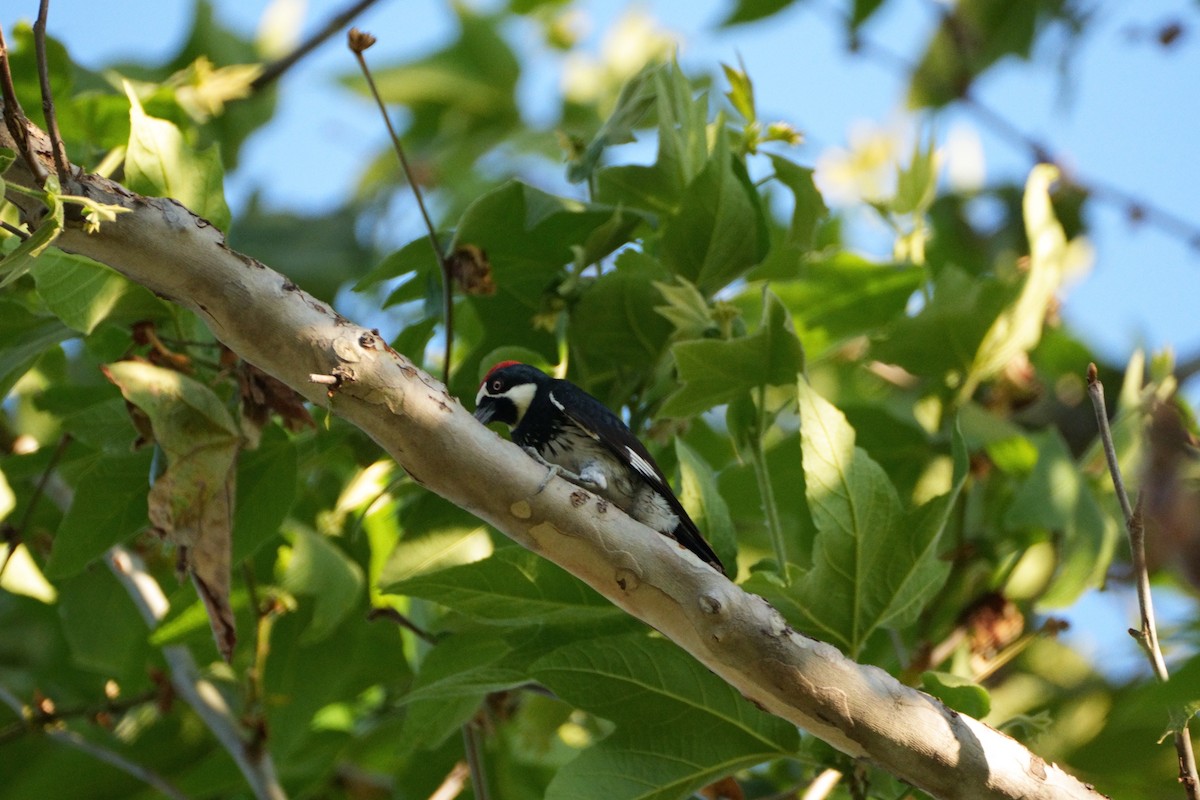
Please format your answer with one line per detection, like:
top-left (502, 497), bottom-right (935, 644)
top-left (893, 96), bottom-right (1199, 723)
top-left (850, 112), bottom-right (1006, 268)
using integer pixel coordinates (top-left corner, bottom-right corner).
top-left (474, 361), bottom-right (726, 575)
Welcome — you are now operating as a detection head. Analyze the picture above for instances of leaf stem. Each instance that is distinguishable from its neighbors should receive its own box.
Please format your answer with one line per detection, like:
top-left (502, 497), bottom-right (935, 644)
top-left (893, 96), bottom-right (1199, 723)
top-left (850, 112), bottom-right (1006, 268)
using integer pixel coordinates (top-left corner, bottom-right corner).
top-left (349, 29), bottom-right (452, 384)
top-left (751, 386), bottom-right (788, 579)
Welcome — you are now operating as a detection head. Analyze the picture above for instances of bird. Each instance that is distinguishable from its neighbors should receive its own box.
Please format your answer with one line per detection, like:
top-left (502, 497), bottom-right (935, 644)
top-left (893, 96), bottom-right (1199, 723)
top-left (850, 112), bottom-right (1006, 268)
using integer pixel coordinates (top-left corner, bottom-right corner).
top-left (473, 361), bottom-right (726, 575)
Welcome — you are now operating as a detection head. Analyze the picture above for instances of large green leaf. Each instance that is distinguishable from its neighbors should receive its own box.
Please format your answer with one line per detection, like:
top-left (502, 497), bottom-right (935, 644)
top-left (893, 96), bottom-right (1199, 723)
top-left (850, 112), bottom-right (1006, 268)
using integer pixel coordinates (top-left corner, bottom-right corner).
top-left (1004, 430), bottom-right (1118, 608)
top-left (569, 251), bottom-right (673, 389)
top-left (394, 630), bottom-right (528, 757)
top-left (455, 181), bottom-right (640, 375)
top-left (775, 254), bottom-right (923, 356)
top-left (872, 264), bottom-right (1014, 379)
top-left (768, 153), bottom-right (828, 250)
top-left (31, 250), bottom-right (166, 334)
top-left (0, 300), bottom-right (71, 399)
top-left (387, 547), bottom-right (622, 627)
top-left (661, 132), bottom-right (767, 294)
top-left (124, 86), bottom-right (230, 231)
top-left (281, 526), bottom-right (365, 642)
top-left (532, 633), bottom-right (799, 800)
top-left (962, 164), bottom-right (1073, 397)
top-left (659, 289), bottom-right (802, 418)
top-left (748, 381), bottom-right (965, 657)
top-left (45, 451), bottom-right (154, 579)
top-left (676, 439), bottom-right (738, 575)
top-left (594, 63), bottom-right (709, 216)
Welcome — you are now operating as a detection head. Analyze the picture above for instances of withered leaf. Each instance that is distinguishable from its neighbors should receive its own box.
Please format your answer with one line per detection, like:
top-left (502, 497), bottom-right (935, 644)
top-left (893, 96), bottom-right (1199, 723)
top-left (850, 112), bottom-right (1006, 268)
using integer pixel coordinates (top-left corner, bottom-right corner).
top-left (103, 361), bottom-right (241, 661)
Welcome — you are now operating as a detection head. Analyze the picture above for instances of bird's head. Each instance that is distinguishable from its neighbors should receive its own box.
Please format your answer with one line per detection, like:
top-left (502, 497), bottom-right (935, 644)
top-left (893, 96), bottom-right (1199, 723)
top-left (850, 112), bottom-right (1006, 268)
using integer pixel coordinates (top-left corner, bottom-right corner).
top-left (473, 361), bottom-right (549, 428)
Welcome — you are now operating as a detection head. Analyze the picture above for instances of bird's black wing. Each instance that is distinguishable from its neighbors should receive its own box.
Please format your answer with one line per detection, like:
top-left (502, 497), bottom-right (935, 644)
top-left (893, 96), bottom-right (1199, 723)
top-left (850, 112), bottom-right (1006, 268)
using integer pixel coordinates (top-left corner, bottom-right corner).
top-left (548, 384), bottom-right (726, 575)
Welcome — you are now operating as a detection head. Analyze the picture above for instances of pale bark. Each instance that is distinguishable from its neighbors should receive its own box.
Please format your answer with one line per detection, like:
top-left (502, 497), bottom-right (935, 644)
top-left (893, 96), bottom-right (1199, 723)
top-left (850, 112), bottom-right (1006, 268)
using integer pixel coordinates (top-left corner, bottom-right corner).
top-left (0, 115), bottom-right (1106, 800)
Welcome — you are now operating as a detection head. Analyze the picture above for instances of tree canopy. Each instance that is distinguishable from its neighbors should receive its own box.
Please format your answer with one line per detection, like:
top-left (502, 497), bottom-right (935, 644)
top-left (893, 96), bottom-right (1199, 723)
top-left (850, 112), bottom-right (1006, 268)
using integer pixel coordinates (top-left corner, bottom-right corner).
top-left (0, 2), bottom-right (1197, 799)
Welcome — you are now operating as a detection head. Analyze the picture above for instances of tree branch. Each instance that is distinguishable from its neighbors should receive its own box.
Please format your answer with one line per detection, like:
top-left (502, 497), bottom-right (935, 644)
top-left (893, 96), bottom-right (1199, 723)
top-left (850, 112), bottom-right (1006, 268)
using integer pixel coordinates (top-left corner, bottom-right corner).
top-left (250, 0), bottom-right (385, 92)
top-left (0, 103), bottom-right (1105, 800)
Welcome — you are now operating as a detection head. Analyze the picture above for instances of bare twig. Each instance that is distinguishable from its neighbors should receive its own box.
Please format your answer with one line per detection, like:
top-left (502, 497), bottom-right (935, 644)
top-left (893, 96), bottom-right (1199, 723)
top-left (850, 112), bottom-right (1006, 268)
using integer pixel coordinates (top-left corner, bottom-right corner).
top-left (348, 28), bottom-right (453, 385)
top-left (251, 0), bottom-right (385, 91)
top-left (461, 719), bottom-right (491, 800)
top-left (106, 547), bottom-right (290, 800)
top-left (33, 1), bottom-right (70, 182)
top-left (366, 605), bottom-right (438, 644)
top-left (0, 24), bottom-right (45, 183)
top-left (427, 761), bottom-right (470, 800)
top-left (0, 683), bottom-right (190, 799)
top-left (0, 219), bottom-right (30, 239)
top-left (0, 434), bottom-right (71, 584)
top-left (1086, 363), bottom-right (1200, 799)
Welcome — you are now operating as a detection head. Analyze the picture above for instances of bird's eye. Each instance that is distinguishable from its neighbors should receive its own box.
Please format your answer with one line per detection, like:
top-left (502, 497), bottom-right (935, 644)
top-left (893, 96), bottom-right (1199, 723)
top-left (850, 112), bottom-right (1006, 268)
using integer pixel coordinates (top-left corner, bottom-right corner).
top-left (490, 379), bottom-right (503, 392)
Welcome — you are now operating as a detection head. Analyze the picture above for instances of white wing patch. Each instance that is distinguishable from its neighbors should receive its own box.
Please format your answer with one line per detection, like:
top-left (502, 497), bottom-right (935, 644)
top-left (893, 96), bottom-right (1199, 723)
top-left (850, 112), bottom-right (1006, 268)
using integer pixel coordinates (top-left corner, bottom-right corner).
top-left (550, 390), bottom-right (601, 440)
top-left (625, 446), bottom-right (658, 482)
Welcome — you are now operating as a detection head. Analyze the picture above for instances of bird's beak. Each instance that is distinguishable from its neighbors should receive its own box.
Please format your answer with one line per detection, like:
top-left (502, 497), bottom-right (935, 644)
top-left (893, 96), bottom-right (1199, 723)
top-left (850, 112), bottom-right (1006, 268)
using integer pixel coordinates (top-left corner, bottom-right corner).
top-left (473, 402), bottom-right (496, 425)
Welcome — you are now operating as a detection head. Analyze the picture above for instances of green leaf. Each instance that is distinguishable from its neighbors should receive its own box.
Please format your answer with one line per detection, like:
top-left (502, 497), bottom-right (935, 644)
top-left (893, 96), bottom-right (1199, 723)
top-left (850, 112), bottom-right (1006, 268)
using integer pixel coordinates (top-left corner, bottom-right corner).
top-left (893, 135), bottom-right (939, 216)
top-left (675, 439), bottom-right (737, 575)
top-left (569, 252), bottom-right (673, 387)
top-left (124, 84), bottom-right (230, 231)
top-left (659, 288), bottom-right (802, 418)
top-left (395, 630), bottom-right (528, 756)
top-left (922, 671), bottom-right (991, 718)
top-left (387, 547), bottom-right (621, 626)
top-left (1004, 430), bottom-right (1118, 608)
top-left (58, 567), bottom-right (150, 677)
top-left (0, 300), bottom-right (72, 399)
top-left (533, 634), bottom-right (799, 800)
top-left (0, 182), bottom-right (64, 288)
top-left (593, 63), bottom-right (708, 215)
top-left (661, 132), bottom-right (767, 294)
top-left (721, 62), bottom-right (756, 123)
top-left (872, 264), bottom-right (1014, 379)
top-left (909, 0), bottom-right (1038, 108)
top-left (963, 164), bottom-right (1071, 397)
top-left (454, 181), bottom-right (640, 370)
top-left (653, 275), bottom-right (715, 339)
top-left (45, 451), bottom-right (154, 579)
top-left (568, 63), bottom-right (662, 183)
top-left (720, 0), bottom-right (797, 27)
top-left (232, 425), bottom-right (297, 561)
top-left (775, 254), bottom-right (923, 355)
top-left (753, 384), bottom-right (966, 657)
top-left (31, 250), bottom-right (165, 334)
top-left (281, 526), bottom-right (365, 642)
top-left (767, 154), bottom-right (828, 251)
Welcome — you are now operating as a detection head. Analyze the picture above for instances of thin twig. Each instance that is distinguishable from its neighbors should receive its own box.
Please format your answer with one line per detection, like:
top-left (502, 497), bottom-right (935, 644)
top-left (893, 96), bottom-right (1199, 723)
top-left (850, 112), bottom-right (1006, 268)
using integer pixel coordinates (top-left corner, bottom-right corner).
top-left (0, 684), bottom-right (189, 798)
top-left (366, 606), bottom-right (438, 644)
top-left (251, 0), bottom-right (385, 91)
top-left (106, 547), bottom-right (290, 800)
top-left (0, 220), bottom-right (30, 239)
top-left (48, 728), bottom-right (193, 800)
top-left (461, 719), bottom-right (491, 800)
top-left (0, 24), bottom-right (46, 183)
top-left (0, 434), bottom-right (71, 584)
top-left (348, 29), bottom-right (454, 385)
top-left (427, 761), bottom-right (470, 800)
top-left (1086, 363), bottom-right (1200, 799)
top-left (33, 0), bottom-right (71, 182)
